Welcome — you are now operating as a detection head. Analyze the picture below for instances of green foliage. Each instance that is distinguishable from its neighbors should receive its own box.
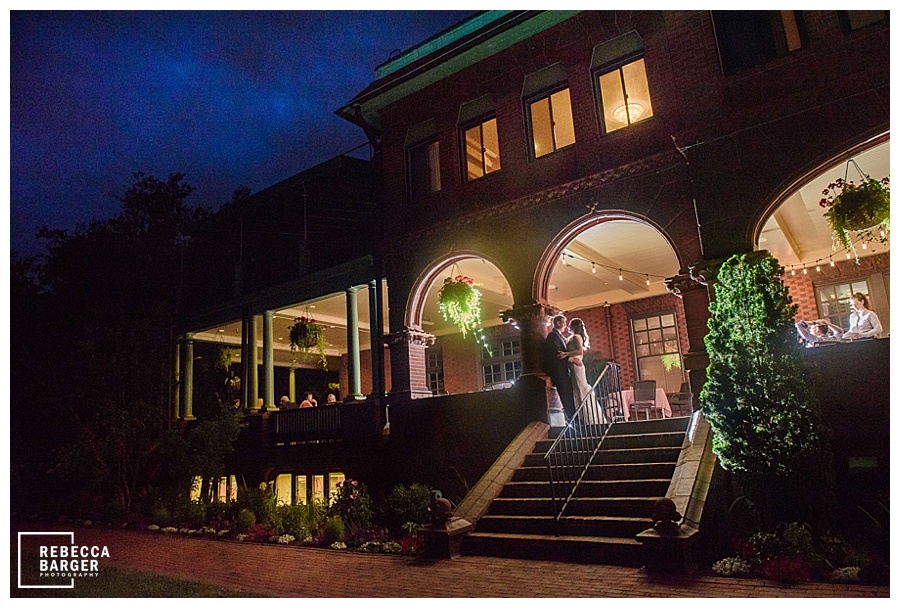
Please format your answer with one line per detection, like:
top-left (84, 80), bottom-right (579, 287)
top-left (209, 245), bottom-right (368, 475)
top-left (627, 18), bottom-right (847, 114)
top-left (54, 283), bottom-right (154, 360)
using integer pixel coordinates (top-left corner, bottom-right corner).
top-left (437, 275), bottom-right (482, 338)
top-left (700, 252), bottom-right (827, 481)
top-left (379, 483), bottom-right (435, 536)
top-left (820, 175), bottom-right (890, 259)
top-left (237, 483), bottom-right (280, 531)
top-left (327, 479), bottom-right (374, 529)
top-left (278, 503), bottom-right (311, 539)
top-left (175, 501), bottom-right (207, 528)
top-left (234, 508), bottom-right (256, 533)
top-left (150, 506), bottom-right (173, 527)
top-left (321, 515), bottom-right (345, 545)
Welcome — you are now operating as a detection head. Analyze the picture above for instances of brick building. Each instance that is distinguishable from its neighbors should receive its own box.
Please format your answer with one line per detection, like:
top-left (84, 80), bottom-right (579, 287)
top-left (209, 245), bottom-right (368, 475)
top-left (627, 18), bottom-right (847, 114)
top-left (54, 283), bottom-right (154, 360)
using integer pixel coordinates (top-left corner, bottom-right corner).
top-left (176, 11), bottom-right (889, 559)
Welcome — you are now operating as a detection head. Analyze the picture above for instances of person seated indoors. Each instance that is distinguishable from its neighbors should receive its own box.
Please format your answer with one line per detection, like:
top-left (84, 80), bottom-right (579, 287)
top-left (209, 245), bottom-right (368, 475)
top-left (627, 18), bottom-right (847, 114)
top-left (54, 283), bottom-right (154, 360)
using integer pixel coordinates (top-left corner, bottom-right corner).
top-left (325, 393), bottom-right (337, 405)
top-left (299, 392), bottom-right (317, 408)
top-left (795, 318), bottom-right (843, 347)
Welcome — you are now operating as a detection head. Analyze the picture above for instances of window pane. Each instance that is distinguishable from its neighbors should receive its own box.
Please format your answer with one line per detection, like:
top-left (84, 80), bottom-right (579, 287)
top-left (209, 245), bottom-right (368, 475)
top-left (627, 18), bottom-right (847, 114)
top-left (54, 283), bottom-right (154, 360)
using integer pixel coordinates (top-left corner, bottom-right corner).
top-left (780, 11), bottom-right (802, 52)
top-left (662, 326), bottom-right (677, 340)
top-left (819, 286), bottom-right (834, 303)
top-left (634, 331), bottom-right (648, 345)
top-left (530, 97), bottom-right (554, 158)
top-left (648, 329), bottom-right (663, 343)
top-left (660, 313), bottom-right (675, 327)
top-left (664, 339), bottom-right (679, 353)
top-left (313, 475), bottom-right (325, 504)
top-left (329, 473), bottom-right (345, 499)
top-left (633, 318), bottom-right (647, 331)
top-left (636, 343), bottom-right (650, 357)
top-left (836, 283), bottom-right (852, 300)
top-left (599, 69), bottom-right (627, 132)
top-left (646, 317), bottom-right (661, 329)
top-left (274, 473), bottom-right (292, 506)
top-left (482, 118), bottom-right (501, 174)
top-left (295, 475), bottom-right (308, 505)
top-left (851, 281), bottom-right (869, 295)
top-left (550, 88), bottom-right (575, 149)
top-left (650, 342), bottom-right (664, 356)
top-left (465, 124), bottom-right (484, 180)
top-left (621, 59), bottom-right (654, 123)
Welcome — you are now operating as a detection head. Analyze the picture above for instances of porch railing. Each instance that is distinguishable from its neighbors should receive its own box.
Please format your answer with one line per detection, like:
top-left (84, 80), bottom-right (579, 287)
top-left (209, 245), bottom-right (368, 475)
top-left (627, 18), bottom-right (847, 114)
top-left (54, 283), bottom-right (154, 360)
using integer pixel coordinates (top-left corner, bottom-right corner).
top-left (544, 362), bottom-right (625, 535)
top-left (272, 406), bottom-right (342, 442)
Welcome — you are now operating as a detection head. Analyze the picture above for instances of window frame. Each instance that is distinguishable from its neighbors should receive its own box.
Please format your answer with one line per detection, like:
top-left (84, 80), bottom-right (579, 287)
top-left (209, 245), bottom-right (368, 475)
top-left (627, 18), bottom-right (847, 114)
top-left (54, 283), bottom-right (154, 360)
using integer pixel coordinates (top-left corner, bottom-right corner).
top-left (815, 278), bottom-right (872, 331)
top-left (406, 137), bottom-right (442, 202)
top-left (629, 311), bottom-right (684, 393)
top-left (525, 84), bottom-right (576, 160)
top-left (426, 347), bottom-right (446, 395)
top-left (593, 53), bottom-right (654, 135)
top-left (460, 114), bottom-right (501, 182)
top-left (711, 10), bottom-right (808, 76)
top-left (480, 337), bottom-right (522, 389)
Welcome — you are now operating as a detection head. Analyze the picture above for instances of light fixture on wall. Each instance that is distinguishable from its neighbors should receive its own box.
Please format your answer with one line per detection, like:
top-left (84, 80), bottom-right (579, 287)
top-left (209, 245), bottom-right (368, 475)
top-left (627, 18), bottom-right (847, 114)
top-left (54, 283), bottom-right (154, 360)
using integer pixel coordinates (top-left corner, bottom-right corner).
top-left (612, 102), bottom-right (644, 124)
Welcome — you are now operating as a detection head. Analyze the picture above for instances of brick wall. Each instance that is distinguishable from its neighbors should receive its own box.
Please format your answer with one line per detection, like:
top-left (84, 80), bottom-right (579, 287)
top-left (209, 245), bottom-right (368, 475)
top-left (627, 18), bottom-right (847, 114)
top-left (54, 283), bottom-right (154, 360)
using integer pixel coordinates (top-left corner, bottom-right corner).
top-left (338, 347), bottom-right (392, 399)
top-left (782, 252), bottom-right (890, 327)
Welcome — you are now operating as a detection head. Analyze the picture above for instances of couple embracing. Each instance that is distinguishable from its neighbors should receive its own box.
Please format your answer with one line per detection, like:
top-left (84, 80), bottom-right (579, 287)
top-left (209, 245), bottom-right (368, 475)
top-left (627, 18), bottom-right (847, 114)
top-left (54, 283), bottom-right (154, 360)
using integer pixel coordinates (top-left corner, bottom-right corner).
top-left (542, 314), bottom-right (593, 423)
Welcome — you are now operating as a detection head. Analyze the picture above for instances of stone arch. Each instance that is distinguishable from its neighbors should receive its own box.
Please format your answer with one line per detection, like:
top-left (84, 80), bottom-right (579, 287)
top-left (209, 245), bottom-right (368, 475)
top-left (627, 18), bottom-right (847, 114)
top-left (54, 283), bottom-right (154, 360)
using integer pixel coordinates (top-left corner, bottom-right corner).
top-left (405, 250), bottom-right (513, 330)
top-left (534, 210), bottom-right (683, 305)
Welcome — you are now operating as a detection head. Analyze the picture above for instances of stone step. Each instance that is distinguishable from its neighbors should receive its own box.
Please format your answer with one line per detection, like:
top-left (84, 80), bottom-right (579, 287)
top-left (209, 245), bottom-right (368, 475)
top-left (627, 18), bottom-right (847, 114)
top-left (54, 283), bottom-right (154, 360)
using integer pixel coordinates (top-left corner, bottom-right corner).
top-left (605, 416), bottom-right (691, 436)
top-left (461, 532), bottom-right (644, 566)
top-left (476, 514), bottom-right (652, 538)
top-left (488, 496), bottom-right (661, 518)
top-left (500, 478), bottom-right (671, 499)
top-left (527, 445), bottom-right (681, 467)
top-left (534, 430), bottom-right (685, 454)
top-left (512, 462), bottom-right (676, 482)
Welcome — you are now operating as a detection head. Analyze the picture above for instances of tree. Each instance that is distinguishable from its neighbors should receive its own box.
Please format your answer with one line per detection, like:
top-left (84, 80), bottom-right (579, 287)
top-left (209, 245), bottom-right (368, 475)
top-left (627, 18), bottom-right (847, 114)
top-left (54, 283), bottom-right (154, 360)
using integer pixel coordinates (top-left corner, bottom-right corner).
top-left (10, 172), bottom-right (236, 518)
top-left (700, 252), bottom-right (831, 524)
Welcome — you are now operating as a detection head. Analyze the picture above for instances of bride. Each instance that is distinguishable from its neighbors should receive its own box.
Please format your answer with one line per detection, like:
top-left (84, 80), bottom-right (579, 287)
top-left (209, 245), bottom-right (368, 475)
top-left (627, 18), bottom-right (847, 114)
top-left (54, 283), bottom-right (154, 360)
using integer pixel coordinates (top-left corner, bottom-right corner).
top-left (559, 318), bottom-right (596, 423)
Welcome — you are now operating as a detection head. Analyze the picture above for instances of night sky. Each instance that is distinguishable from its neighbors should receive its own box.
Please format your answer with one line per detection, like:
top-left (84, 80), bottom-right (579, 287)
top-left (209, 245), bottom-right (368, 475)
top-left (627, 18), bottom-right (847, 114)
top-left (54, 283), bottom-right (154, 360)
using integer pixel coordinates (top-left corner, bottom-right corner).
top-left (9, 10), bottom-right (476, 255)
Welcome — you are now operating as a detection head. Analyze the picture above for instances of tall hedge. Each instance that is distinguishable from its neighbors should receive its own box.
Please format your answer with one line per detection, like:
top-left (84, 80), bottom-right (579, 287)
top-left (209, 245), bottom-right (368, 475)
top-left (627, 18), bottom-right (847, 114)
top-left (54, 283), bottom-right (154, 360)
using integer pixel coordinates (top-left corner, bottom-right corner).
top-left (700, 252), bottom-right (827, 483)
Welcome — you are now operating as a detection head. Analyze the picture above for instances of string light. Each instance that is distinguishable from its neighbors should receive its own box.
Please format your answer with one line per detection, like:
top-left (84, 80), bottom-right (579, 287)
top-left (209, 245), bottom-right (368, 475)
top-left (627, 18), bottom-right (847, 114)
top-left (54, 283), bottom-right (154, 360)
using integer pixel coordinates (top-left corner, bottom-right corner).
top-left (846, 252), bottom-right (852, 259)
top-left (591, 263), bottom-right (596, 274)
top-left (645, 274), bottom-right (650, 286)
top-left (561, 253), bottom-right (567, 265)
top-left (618, 269), bottom-right (624, 281)
top-left (830, 258), bottom-right (835, 267)
top-left (881, 229), bottom-right (885, 238)
top-left (802, 266), bottom-right (808, 275)
top-left (862, 242), bottom-right (867, 250)
top-left (791, 267), bottom-right (796, 275)
top-left (551, 251), bottom-right (670, 283)
top-left (815, 261), bottom-right (821, 272)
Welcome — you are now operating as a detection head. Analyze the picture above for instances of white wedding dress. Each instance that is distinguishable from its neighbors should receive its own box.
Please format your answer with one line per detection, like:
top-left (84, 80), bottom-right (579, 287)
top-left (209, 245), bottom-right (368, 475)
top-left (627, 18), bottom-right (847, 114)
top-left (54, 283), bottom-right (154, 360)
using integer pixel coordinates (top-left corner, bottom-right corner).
top-left (567, 335), bottom-right (597, 424)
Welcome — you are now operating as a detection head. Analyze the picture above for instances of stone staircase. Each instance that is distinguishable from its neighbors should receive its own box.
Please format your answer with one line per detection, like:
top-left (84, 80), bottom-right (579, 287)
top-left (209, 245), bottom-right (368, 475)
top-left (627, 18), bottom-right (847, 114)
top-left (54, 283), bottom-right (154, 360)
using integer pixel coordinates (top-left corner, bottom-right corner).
top-left (461, 416), bottom-right (691, 565)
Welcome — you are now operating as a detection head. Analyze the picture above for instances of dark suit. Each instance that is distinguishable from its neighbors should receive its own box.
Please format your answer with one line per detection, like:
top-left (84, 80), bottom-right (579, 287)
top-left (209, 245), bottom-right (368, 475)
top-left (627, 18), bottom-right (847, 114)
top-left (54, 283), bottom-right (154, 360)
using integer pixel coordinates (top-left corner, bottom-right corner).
top-left (543, 328), bottom-right (575, 420)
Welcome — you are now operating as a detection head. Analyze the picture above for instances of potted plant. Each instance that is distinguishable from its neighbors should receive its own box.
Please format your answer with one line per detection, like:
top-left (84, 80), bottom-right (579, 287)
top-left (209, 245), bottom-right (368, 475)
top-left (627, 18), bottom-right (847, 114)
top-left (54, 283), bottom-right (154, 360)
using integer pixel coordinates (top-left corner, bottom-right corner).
top-left (819, 174), bottom-right (890, 260)
top-left (437, 275), bottom-right (482, 338)
top-left (289, 316), bottom-right (328, 368)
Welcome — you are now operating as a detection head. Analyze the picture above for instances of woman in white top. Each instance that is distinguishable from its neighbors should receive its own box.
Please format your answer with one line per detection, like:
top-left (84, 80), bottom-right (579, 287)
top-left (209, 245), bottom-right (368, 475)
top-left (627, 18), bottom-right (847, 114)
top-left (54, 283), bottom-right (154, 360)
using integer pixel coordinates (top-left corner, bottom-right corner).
top-left (845, 292), bottom-right (883, 339)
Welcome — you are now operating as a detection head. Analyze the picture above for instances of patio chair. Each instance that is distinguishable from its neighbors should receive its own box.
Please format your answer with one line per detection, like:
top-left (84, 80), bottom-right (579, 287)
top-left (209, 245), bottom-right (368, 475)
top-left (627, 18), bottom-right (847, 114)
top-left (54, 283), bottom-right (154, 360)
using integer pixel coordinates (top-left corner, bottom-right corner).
top-left (631, 380), bottom-right (660, 420)
top-left (668, 381), bottom-right (694, 417)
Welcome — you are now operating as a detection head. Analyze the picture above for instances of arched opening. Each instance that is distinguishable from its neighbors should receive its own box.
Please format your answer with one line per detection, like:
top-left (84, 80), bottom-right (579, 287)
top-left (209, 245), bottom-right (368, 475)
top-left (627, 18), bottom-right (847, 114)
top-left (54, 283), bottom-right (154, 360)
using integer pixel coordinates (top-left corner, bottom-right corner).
top-left (407, 254), bottom-right (514, 395)
top-left (539, 215), bottom-right (685, 414)
top-left (756, 137), bottom-right (890, 337)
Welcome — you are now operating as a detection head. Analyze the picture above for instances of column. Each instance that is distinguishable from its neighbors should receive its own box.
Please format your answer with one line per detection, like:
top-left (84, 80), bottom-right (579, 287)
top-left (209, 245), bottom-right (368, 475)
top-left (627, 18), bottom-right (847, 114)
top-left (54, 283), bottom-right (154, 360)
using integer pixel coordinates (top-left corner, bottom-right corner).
top-left (263, 310), bottom-right (276, 410)
top-left (240, 315), bottom-right (249, 412)
top-left (248, 315), bottom-right (260, 411)
top-left (180, 333), bottom-right (195, 421)
top-left (368, 279), bottom-right (385, 399)
top-left (386, 327), bottom-right (435, 399)
top-left (346, 286), bottom-right (364, 400)
top-left (173, 340), bottom-right (181, 420)
top-left (289, 368), bottom-right (296, 403)
top-left (665, 268), bottom-right (715, 407)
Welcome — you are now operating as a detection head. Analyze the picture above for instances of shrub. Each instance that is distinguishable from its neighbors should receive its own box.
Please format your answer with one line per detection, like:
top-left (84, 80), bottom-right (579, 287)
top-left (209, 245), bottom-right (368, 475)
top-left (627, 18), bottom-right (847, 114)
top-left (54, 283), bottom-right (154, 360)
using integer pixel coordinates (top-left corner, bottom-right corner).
top-left (756, 556), bottom-right (813, 582)
top-left (150, 506), bottom-right (173, 527)
top-left (379, 483), bottom-right (434, 536)
top-left (279, 503), bottom-right (309, 539)
top-left (712, 557), bottom-right (751, 577)
top-left (237, 483), bottom-right (280, 531)
top-left (319, 515), bottom-right (345, 546)
top-left (175, 500), bottom-right (207, 528)
top-left (328, 479), bottom-right (373, 529)
top-left (234, 508), bottom-right (256, 533)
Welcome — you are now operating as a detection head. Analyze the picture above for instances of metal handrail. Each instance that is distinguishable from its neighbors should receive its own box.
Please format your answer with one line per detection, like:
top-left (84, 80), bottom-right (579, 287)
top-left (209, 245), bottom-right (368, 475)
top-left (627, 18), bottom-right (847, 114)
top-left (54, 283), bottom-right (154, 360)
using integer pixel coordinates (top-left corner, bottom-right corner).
top-left (544, 362), bottom-right (625, 536)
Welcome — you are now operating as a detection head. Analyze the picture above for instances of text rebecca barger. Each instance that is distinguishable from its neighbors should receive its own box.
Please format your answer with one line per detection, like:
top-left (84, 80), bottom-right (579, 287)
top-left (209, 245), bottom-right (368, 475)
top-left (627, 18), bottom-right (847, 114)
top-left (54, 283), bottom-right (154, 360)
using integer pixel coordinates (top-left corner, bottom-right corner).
top-left (38, 544), bottom-right (110, 577)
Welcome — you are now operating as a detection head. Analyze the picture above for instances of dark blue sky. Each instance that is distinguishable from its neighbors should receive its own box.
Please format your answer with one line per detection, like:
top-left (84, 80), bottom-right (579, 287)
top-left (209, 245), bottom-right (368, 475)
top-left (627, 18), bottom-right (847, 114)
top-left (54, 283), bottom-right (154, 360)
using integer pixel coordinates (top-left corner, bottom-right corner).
top-left (10, 10), bottom-right (475, 255)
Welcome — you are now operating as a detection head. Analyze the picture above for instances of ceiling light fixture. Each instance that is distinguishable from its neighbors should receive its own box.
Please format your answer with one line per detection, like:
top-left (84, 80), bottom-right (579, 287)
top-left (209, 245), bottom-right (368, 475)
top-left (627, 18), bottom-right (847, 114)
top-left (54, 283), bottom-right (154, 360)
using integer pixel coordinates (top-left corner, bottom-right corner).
top-left (612, 102), bottom-right (644, 124)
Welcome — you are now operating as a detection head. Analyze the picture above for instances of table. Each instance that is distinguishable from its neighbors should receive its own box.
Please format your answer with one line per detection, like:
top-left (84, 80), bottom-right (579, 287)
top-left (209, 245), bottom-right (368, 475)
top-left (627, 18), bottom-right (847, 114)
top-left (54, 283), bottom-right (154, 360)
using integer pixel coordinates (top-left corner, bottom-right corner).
top-left (617, 388), bottom-right (671, 421)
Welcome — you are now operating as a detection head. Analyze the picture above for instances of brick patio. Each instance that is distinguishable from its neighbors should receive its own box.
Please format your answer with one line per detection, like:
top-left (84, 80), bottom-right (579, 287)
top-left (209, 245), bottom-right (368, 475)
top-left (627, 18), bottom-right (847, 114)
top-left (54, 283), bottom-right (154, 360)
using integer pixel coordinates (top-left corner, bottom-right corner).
top-left (11, 524), bottom-right (889, 598)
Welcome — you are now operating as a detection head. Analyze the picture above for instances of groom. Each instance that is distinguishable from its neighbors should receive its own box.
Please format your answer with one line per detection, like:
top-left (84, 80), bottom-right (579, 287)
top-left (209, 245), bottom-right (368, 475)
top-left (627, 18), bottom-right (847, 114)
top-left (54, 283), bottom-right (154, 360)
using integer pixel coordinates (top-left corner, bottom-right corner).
top-left (542, 314), bottom-right (575, 422)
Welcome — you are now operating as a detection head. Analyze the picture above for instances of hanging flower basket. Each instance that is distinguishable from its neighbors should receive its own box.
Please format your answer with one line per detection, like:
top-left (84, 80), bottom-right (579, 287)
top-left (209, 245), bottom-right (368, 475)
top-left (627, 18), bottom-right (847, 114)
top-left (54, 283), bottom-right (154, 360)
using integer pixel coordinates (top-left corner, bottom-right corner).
top-left (289, 316), bottom-right (328, 369)
top-left (438, 275), bottom-right (482, 338)
top-left (819, 175), bottom-right (890, 260)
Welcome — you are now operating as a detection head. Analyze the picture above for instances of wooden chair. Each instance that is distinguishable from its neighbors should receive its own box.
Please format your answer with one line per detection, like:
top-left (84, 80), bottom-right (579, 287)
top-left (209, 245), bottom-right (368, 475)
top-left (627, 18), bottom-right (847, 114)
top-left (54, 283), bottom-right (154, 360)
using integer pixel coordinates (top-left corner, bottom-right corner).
top-left (630, 380), bottom-right (659, 420)
top-left (668, 381), bottom-right (694, 417)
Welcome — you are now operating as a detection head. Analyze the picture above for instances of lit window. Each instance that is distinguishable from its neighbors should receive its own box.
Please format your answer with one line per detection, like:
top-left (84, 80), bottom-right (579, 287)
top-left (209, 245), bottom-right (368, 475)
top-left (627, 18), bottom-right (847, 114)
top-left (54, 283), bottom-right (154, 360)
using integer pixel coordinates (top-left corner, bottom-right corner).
top-left (463, 117), bottom-right (501, 180)
top-left (816, 280), bottom-right (870, 331)
top-left (295, 475), bottom-right (308, 505)
top-left (408, 139), bottom-right (441, 200)
top-left (426, 348), bottom-right (445, 395)
top-left (482, 338), bottom-right (522, 389)
top-left (529, 88), bottom-right (575, 158)
top-left (274, 473), bottom-right (292, 506)
top-left (631, 313), bottom-right (682, 393)
top-left (598, 58), bottom-right (654, 133)
top-left (329, 472), bottom-right (346, 499)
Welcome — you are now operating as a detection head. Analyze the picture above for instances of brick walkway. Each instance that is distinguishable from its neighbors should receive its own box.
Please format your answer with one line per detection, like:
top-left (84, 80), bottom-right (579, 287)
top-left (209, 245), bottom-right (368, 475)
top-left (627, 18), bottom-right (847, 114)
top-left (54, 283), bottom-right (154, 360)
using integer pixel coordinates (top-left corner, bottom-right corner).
top-left (12, 525), bottom-right (889, 598)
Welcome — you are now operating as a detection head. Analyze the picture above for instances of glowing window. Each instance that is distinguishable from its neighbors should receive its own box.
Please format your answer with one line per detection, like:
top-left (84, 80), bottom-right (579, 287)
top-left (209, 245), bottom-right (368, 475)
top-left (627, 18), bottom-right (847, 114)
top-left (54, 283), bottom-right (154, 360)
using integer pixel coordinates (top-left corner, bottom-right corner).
top-left (464, 117), bottom-right (501, 180)
top-left (529, 88), bottom-right (575, 158)
top-left (599, 58), bottom-right (653, 133)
